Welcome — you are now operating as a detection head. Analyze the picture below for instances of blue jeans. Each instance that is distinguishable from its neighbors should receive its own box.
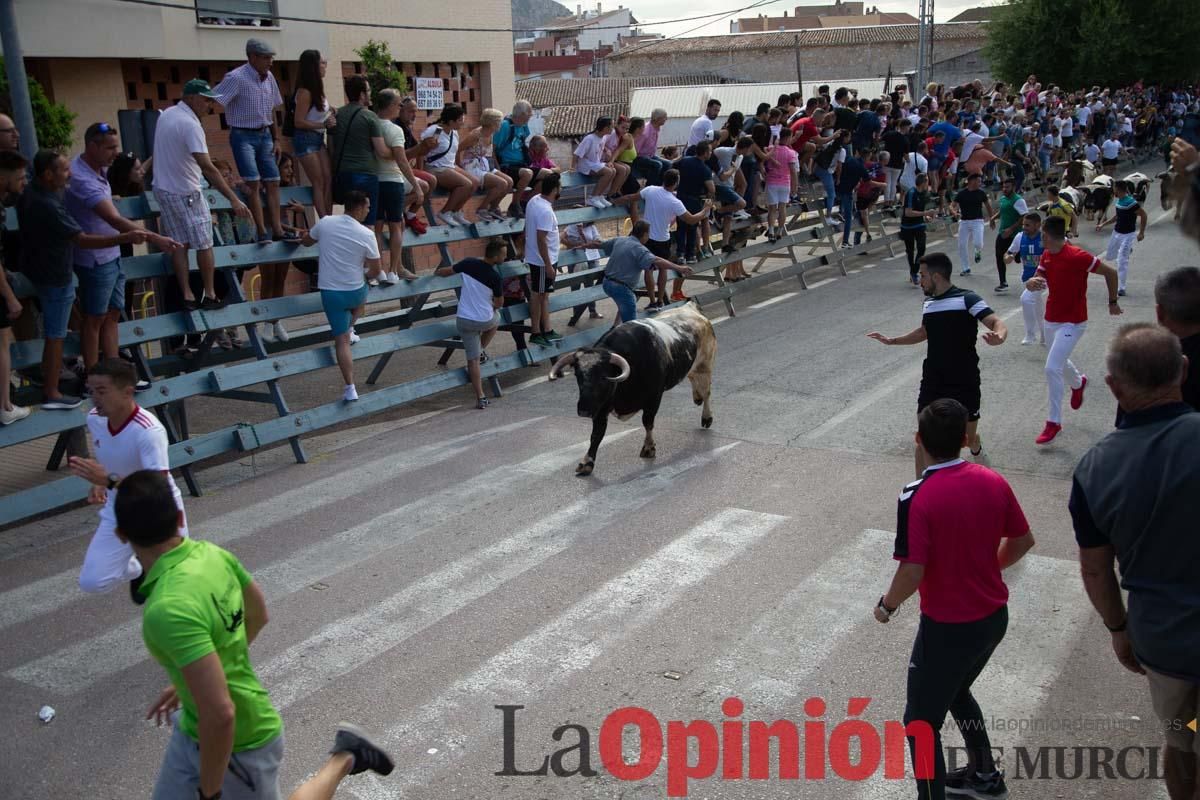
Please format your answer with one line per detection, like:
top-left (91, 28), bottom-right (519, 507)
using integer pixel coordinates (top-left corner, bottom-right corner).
top-left (633, 156), bottom-right (667, 186)
top-left (229, 127), bottom-right (280, 183)
top-left (36, 282), bottom-right (76, 339)
top-left (839, 192), bottom-right (856, 243)
top-left (603, 277), bottom-right (638, 323)
top-left (815, 166), bottom-right (836, 213)
top-left (74, 257), bottom-right (125, 316)
top-left (292, 129), bottom-right (325, 157)
top-left (336, 172), bottom-right (380, 225)
top-left (675, 194), bottom-right (704, 259)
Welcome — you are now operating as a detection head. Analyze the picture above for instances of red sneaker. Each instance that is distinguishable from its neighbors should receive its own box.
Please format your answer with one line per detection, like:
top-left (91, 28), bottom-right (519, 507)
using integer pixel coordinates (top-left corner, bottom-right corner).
top-left (1070, 375), bottom-right (1088, 410)
top-left (670, 291), bottom-right (689, 302)
top-left (406, 215), bottom-right (428, 236)
top-left (1035, 421), bottom-right (1062, 445)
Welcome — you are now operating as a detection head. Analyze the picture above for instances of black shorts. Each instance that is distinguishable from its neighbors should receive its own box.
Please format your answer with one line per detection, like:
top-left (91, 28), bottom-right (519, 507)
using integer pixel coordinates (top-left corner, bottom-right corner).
top-left (498, 163), bottom-right (529, 182)
top-left (1102, 157), bottom-right (1120, 166)
top-left (528, 262), bottom-right (556, 294)
top-left (918, 383), bottom-right (981, 421)
top-left (648, 239), bottom-right (672, 261)
top-left (0, 310), bottom-right (9, 330)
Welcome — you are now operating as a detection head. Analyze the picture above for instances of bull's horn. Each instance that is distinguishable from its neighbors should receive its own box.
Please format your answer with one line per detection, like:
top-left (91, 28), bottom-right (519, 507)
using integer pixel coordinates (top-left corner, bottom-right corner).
top-left (548, 352), bottom-right (579, 381)
top-left (605, 352), bottom-right (632, 383)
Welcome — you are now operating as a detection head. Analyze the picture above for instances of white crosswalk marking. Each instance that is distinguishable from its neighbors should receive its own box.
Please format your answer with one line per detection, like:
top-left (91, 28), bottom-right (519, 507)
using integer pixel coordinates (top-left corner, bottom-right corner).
top-left (749, 293), bottom-right (799, 309)
top-left (260, 443), bottom-right (739, 710)
top-left (0, 418), bottom-right (543, 631)
top-left (4, 429), bottom-right (635, 695)
top-left (351, 506), bottom-right (785, 799)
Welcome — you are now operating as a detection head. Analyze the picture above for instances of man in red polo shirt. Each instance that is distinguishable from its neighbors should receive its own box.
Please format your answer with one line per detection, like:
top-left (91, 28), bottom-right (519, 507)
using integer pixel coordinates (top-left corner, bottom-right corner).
top-left (1024, 216), bottom-right (1122, 444)
top-left (875, 398), bottom-right (1035, 800)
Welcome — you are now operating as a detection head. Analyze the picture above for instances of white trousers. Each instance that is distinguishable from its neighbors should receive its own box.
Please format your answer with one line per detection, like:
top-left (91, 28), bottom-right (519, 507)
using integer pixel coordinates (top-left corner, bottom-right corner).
top-left (883, 167), bottom-right (901, 202)
top-left (79, 506), bottom-right (190, 593)
top-left (1043, 321), bottom-right (1086, 424)
top-left (957, 219), bottom-right (985, 272)
top-left (1020, 288), bottom-right (1046, 343)
top-left (1106, 230), bottom-right (1136, 291)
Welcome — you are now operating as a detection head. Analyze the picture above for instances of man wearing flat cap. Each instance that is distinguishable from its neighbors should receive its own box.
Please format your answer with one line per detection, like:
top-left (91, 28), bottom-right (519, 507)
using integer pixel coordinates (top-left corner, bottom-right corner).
top-left (212, 38), bottom-right (293, 244)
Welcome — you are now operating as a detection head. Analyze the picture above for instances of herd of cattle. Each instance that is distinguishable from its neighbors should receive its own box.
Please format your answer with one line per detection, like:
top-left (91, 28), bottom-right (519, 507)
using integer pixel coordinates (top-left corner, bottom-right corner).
top-left (1058, 159), bottom-right (1174, 221)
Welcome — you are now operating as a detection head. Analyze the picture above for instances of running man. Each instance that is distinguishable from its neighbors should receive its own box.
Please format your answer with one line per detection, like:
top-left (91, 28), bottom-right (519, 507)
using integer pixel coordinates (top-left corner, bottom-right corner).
top-left (114, 470), bottom-right (395, 799)
top-left (1024, 216), bottom-right (1122, 444)
top-left (867, 252), bottom-right (1009, 476)
top-left (1043, 185), bottom-right (1078, 237)
top-left (1008, 212), bottom-right (1046, 345)
top-left (1096, 179), bottom-right (1147, 296)
top-left (876, 398), bottom-right (1035, 800)
top-left (67, 358), bottom-right (188, 598)
top-left (950, 173), bottom-right (993, 277)
top-left (988, 177), bottom-right (1029, 293)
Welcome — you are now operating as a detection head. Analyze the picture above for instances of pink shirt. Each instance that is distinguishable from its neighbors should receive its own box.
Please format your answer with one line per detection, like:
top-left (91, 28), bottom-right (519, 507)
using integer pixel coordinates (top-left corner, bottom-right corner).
top-left (634, 124), bottom-right (660, 158)
top-left (763, 145), bottom-right (798, 187)
top-left (528, 155), bottom-right (556, 171)
top-left (894, 461), bottom-right (1030, 623)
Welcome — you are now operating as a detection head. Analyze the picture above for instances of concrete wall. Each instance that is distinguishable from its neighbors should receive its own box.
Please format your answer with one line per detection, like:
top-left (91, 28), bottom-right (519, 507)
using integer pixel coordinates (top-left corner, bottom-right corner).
top-left (45, 59), bottom-right (128, 151)
top-left (930, 48), bottom-right (993, 90)
top-left (574, 9), bottom-right (633, 51)
top-left (608, 40), bottom-right (987, 85)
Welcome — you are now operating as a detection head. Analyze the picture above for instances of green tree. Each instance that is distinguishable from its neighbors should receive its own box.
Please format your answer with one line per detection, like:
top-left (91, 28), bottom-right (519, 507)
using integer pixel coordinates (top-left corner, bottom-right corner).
top-left (354, 40), bottom-right (407, 104)
top-left (985, 0), bottom-right (1200, 89)
top-left (0, 57), bottom-right (77, 151)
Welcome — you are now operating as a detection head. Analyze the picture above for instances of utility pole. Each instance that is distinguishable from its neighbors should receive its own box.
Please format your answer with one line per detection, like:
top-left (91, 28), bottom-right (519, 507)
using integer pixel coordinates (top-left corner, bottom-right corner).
top-left (794, 34), bottom-right (803, 96)
top-left (916, 0), bottom-right (934, 96)
top-left (0, 0), bottom-right (38, 157)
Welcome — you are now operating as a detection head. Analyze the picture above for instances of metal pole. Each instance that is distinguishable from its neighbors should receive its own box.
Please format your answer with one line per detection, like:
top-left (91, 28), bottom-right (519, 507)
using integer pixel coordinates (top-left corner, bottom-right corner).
top-left (794, 34), bottom-right (803, 96)
top-left (0, 0), bottom-right (38, 158)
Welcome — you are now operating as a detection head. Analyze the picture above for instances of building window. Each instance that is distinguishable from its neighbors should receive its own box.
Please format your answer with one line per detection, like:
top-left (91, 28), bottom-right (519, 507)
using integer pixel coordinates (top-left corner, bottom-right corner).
top-left (195, 0), bottom-right (278, 27)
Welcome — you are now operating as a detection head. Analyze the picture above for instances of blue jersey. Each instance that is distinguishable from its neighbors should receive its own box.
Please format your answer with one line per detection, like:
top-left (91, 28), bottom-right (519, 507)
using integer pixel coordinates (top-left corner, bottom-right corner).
top-left (1010, 231), bottom-right (1044, 282)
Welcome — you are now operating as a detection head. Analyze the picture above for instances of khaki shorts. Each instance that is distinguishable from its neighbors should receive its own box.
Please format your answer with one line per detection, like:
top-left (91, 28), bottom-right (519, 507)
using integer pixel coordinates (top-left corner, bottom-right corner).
top-left (1146, 666), bottom-right (1200, 755)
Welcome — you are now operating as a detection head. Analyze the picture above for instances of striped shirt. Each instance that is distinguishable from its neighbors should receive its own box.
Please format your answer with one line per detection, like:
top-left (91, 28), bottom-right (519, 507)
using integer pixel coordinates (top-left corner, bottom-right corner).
top-left (921, 286), bottom-right (993, 384)
top-left (212, 63), bottom-right (283, 129)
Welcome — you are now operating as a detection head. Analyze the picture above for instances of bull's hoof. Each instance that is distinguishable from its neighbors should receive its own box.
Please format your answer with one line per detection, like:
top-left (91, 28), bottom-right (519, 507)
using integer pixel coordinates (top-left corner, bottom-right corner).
top-left (701, 416), bottom-right (713, 429)
top-left (639, 444), bottom-right (657, 459)
top-left (575, 459), bottom-right (595, 477)
top-left (693, 394), bottom-right (704, 406)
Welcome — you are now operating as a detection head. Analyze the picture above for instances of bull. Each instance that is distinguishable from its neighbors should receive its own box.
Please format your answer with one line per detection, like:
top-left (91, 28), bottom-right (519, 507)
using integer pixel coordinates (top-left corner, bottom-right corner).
top-left (1084, 174), bottom-right (1114, 222)
top-left (1062, 159), bottom-right (1098, 189)
top-left (1159, 168), bottom-right (1183, 221)
top-left (548, 303), bottom-right (716, 477)
top-left (1124, 171), bottom-right (1152, 203)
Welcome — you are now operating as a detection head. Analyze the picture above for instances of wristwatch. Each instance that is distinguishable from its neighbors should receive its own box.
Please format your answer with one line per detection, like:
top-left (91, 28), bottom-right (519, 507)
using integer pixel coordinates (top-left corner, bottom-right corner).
top-left (106, 473), bottom-right (121, 490)
top-left (877, 595), bottom-right (897, 619)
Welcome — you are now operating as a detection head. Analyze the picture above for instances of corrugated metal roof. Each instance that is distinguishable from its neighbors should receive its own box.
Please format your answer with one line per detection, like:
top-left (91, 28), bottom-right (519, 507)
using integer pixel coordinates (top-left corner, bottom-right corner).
top-left (629, 80), bottom-right (891, 119)
top-left (518, 74), bottom-right (732, 110)
top-left (607, 22), bottom-right (987, 59)
top-left (545, 103), bottom-right (626, 138)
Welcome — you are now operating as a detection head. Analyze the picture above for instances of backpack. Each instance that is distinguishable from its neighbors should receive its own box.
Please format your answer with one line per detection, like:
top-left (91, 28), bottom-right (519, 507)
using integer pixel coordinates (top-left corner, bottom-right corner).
top-left (815, 139), bottom-right (841, 170)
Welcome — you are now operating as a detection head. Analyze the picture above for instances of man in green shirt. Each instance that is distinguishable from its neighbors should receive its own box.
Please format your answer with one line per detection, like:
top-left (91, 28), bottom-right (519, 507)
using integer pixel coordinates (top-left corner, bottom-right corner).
top-left (115, 470), bottom-right (394, 800)
top-left (329, 74), bottom-right (390, 227)
top-left (987, 177), bottom-right (1029, 294)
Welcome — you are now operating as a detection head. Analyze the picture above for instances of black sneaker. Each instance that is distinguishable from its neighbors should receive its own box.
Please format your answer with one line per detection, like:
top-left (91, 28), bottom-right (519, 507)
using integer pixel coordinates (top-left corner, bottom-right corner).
top-left (41, 395), bottom-right (83, 410)
top-left (946, 768), bottom-right (1008, 799)
top-left (130, 574), bottom-right (146, 606)
top-left (331, 722), bottom-right (394, 776)
top-left (478, 350), bottom-right (489, 365)
top-left (199, 296), bottom-right (225, 311)
top-left (994, 283), bottom-right (1009, 293)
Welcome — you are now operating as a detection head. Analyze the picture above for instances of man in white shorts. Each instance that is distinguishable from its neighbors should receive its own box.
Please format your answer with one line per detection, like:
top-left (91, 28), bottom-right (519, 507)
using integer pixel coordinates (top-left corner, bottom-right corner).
top-left (67, 359), bottom-right (187, 600)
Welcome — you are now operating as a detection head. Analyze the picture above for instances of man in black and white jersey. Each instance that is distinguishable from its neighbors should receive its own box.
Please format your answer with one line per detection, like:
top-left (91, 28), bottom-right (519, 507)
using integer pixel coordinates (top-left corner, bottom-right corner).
top-left (868, 252), bottom-right (1008, 476)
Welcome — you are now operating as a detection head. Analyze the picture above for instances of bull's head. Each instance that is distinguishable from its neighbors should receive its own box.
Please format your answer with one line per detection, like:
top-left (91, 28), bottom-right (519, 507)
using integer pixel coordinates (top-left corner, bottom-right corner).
top-left (548, 349), bottom-right (631, 418)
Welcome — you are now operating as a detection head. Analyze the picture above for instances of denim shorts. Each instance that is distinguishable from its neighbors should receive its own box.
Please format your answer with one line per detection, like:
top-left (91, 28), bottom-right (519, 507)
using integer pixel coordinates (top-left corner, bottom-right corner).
top-left (152, 722), bottom-right (283, 800)
top-left (377, 180), bottom-right (406, 223)
top-left (715, 184), bottom-right (742, 207)
top-left (74, 257), bottom-right (125, 316)
top-left (292, 129), bottom-right (325, 157)
top-left (321, 284), bottom-right (369, 336)
top-left (337, 172), bottom-right (380, 225)
top-left (36, 282), bottom-right (76, 339)
top-left (230, 127), bottom-right (280, 183)
top-left (603, 277), bottom-right (638, 323)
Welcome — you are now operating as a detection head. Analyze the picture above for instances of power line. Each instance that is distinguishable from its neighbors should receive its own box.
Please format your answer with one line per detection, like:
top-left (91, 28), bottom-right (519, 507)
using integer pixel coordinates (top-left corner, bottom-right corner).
top-left (107, 0), bottom-right (786, 34)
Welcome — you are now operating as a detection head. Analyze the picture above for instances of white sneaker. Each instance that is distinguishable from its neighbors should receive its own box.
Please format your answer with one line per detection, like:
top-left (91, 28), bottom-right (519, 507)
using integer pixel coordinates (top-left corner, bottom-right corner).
top-left (349, 328), bottom-right (360, 344)
top-left (343, 384), bottom-right (359, 402)
top-left (261, 324), bottom-right (277, 343)
top-left (273, 321), bottom-right (289, 343)
top-left (733, 210), bottom-right (752, 220)
top-left (0, 405), bottom-right (30, 425)
top-left (452, 211), bottom-right (472, 226)
top-left (387, 272), bottom-right (402, 284)
top-left (437, 212), bottom-right (459, 227)
top-left (588, 197), bottom-right (606, 209)
top-left (601, 197), bottom-right (614, 208)
top-left (1020, 337), bottom-right (1035, 346)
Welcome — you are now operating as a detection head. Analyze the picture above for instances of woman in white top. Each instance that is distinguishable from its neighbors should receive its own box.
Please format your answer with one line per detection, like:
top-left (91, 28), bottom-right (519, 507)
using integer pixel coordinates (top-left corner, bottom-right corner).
top-left (292, 49), bottom-right (336, 217)
top-left (419, 104), bottom-right (476, 226)
top-left (572, 117), bottom-right (618, 209)
top-left (458, 108), bottom-right (514, 222)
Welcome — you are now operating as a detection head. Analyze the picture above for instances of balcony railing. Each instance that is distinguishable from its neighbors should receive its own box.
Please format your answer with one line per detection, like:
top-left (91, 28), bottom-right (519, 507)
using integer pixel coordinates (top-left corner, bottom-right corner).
top-left (195, 0), bottom-right (279, 27)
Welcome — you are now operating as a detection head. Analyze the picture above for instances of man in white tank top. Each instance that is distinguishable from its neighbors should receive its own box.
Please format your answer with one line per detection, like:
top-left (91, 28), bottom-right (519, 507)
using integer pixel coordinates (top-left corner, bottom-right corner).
top-left (68, 359), bottom-right (188, 601)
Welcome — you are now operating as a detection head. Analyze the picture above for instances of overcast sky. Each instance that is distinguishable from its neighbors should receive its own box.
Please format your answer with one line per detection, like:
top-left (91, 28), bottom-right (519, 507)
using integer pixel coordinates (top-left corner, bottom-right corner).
top-left (624, 0), bottom-right (994, 38)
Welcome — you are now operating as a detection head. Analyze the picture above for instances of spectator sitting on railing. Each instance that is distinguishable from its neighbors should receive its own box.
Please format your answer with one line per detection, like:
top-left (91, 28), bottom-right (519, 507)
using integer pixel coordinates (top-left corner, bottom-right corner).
top-left (0, 150), bottom-right (28, 425)
top-left (633, 109), bottom-right (670, 187)
top-left (460, 108), bottom-right (515, 223)
top-left (435, 238), bottom-right (505, 409)
top-left (373, 88), bottom-right (423, 282)
top-left (67, 123), bottom-right (181, 379)
top-left (605, 116), bottom-right (641, 224)
top-left (493, 101), bottom-right (553, 220)
top-left (301, 190), bottom-right (385, 403)
top-left (330, 75), bottom-right (392, 231)
top-left (419, 104), bottom-right (477, 227)
top-left (291, 49), bottom-right (336, 218)
top-left (526, 135), bottom-right (558, 174)
top-left (573, 116), bottom-right (620, 210)
top-left (152, 79), bottom-right (251, 312)
top-left (396, 96), bottom-right (436, 235)
top-left (18, 150), bottom-right (150, 410)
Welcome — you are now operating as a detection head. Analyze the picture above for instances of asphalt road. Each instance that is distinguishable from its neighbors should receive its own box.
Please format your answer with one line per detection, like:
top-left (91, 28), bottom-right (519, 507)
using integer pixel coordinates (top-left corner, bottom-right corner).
top-left (1, 188), bottom-right (1193, 799)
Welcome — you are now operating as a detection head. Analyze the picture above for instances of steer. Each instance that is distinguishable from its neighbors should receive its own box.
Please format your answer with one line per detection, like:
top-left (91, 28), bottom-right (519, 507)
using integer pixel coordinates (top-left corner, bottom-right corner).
top-left (548, 303), bottom-right (716, 476)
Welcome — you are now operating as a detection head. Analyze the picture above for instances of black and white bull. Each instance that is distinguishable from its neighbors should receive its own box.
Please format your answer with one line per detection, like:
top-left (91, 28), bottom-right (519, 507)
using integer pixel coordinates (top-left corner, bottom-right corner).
top-left (1084, 174), bottom-right (1114, 221)
top-left (1124, 172), bottom-right (1152, 203)
top-left (548, 303), bottom-right (716, 477)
